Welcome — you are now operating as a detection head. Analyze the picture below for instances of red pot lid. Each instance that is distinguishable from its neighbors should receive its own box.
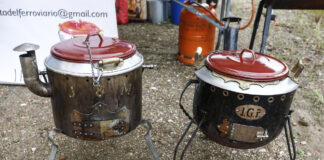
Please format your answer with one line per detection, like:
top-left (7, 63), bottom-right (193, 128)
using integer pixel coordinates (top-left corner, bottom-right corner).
top-left (206, 49), bottom-right (289, 82)
top-left (51, 34), bottom-right (136, 62)
top-left (59, 20), bottom-right (101, 35)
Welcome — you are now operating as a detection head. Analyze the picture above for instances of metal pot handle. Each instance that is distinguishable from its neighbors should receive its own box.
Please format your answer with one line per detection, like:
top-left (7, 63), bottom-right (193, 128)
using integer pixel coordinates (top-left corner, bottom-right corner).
top-left (179, 79), bottom-right (199, 120)
top-left (97, 57), bottom-right (123, 67)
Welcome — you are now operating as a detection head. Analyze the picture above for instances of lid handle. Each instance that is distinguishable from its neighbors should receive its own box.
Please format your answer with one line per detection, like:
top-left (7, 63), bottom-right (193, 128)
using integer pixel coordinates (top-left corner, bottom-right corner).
top-left (83, 33), bottom-right (103, 47)
top-left (239, 49), bottom-right (256, 64)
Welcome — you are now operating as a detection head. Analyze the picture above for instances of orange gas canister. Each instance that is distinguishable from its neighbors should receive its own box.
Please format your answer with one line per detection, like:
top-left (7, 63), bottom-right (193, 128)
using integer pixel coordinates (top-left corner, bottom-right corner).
top-left (178, 2), bottom-right (217, 65)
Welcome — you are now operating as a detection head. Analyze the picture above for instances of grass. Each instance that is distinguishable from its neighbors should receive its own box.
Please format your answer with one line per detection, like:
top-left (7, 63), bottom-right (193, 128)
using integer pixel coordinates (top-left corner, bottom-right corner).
top-left (297, 150), bottom-right (306, 158)
top-left (286, 11), bottom-right (324, 55)
top-left (302, 89), bottom-right (324, 105)
top-left (312, 10), bottom-right (324, 23)
top-left (313, 89), bottom-right (324, 105)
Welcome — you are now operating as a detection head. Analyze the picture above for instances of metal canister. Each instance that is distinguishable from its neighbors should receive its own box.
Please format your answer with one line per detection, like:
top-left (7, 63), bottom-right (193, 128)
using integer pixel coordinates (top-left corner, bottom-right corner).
top-left (148, 0), bottom-right (164, 23)
top-left (178, 2), bottom-right (216, 65)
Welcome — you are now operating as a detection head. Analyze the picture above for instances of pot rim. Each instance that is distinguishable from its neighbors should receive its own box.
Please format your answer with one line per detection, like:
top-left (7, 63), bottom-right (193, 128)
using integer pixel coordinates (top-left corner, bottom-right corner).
top-left (44, 51), bottom-right (143, 77)
top-left (195, 67), bottom-right (298, 96)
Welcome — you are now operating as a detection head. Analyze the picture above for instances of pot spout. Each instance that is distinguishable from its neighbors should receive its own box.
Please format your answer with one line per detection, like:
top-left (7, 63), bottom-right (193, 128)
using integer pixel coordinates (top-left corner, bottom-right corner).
top-left (14, 43), bottom-right (52, 97)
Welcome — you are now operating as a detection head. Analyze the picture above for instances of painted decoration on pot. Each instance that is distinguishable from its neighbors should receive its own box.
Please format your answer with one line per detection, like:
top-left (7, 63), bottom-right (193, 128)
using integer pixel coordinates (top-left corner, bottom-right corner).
top-left (235, 105), bottom-right (266, 120)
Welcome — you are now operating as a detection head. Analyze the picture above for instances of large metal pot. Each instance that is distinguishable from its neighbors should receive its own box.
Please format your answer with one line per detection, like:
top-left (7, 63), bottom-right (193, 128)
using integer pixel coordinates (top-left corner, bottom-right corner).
top-left (14, 34), bottom-right (144, 141)
top-left (177, 49), bottom-right (303, 150)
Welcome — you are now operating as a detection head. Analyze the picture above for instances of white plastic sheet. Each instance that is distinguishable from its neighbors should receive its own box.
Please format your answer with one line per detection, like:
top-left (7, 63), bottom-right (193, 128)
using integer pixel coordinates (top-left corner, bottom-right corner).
top-left (0, 0), bottom-right (118, 84)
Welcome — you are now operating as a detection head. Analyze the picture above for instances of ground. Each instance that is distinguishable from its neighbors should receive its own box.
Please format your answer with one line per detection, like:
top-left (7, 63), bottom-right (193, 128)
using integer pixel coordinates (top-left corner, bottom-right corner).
top-left (0, 0), bottom-right (323, 159)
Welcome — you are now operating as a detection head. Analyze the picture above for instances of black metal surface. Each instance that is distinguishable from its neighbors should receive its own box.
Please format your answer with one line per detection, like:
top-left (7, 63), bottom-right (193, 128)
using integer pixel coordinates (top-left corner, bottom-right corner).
top-left (222, 16), bottom-right (242, 22)
top-left (173, 113), bottom-right (206, 160)
top-left (47, 68), bottom-right (142, 140)
top-left (223, 28), bottom-right (239, 50)
top-left (264, 0), bottom-right (324, 9)
top-left (249, 0), bottom-right (265, 50)
top-left (179, 79), bottom-right (199, 120)
top-left (180, 118), bottom-right (205, 160)
top-left (215, 0), bottom-right (226, 50)
top-left (192, 79), bottom-right (296, 149)
top-left (223, 26), bottom-right (239, 50)
top-left (260, 4), bottom-right (272, 53)
top-left (284, 111), bottom-right (297, 160)
top-left (225, 0), bottom-right (231, 18)
top-left (174, 117), bottom-right (195, 160)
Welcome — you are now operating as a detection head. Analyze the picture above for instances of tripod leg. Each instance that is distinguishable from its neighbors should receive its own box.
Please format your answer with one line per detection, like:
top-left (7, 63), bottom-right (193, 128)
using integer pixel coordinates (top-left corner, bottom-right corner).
top-left (139, 120), bottom-right (161, 160)
top-left (283, 110), bottom-right (296, 160)
top-left (48, 129), bottom-right (60, 160)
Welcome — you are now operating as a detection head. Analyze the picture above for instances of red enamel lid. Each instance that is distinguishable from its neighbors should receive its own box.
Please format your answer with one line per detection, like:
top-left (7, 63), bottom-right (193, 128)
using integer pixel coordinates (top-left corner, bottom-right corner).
top-left (51, 34), bottom-right (136, 62)
top-left (206, 49), bottom-right (289, 82)
top-left (59, 20), bottom-right (100, 35)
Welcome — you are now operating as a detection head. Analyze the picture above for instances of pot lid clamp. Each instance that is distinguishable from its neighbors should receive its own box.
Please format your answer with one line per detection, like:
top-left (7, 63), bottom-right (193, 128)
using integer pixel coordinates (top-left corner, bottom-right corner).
top-left (206, 49), bottom-right (289, 82)
top-left (51, 34), bottom-right (136, 63)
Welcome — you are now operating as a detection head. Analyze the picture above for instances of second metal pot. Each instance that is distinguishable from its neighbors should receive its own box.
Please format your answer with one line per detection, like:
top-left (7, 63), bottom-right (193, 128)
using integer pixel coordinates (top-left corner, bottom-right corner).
top-left (178, 49), bottom-right (302, 149)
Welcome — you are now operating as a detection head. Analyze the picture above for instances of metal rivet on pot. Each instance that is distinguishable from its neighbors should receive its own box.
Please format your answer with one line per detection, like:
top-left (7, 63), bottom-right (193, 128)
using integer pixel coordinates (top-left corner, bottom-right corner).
top-left (237, 94), bottom-right (245, 101)
top-left (84, 124), bottom-right (87, 127)
top-left (222, 90), bottom-right (229, 97)
top-left (253, 96), bottom-right (260, 103)
top-left (84, 133), bottom-right (88, 136)
top-left (210, 86), bottom-right (216, 92)
top-left (268, 97), bottom-right (275, 103)
top-left (281, 95), bottom-right (286, 101)
top-left (79, 132), bottom-right (82, 135)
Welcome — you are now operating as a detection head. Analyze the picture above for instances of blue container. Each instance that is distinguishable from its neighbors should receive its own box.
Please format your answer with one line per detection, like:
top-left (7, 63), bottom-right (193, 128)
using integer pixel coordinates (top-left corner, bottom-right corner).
top-left (171, 0), bottom-right (190, 25)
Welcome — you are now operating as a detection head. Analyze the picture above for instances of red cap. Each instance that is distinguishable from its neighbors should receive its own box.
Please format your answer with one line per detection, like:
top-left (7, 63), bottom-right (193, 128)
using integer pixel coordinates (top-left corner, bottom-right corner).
top-left (51, 34), bottom-right (136, 63)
